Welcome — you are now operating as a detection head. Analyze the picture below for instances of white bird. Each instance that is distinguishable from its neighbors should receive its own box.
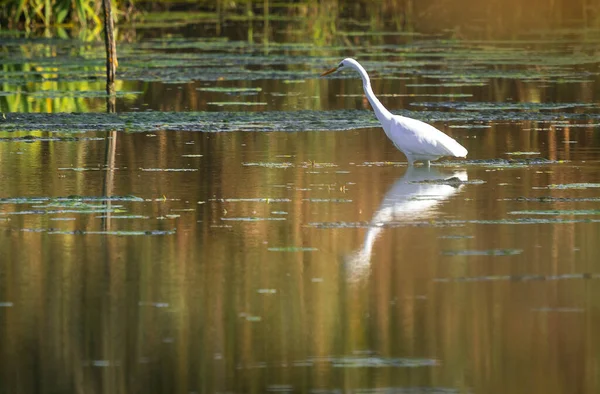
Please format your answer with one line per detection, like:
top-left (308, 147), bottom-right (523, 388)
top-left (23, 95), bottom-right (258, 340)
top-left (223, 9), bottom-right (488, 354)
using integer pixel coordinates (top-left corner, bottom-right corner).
top-left (321, 58), bottom-right (468, 166)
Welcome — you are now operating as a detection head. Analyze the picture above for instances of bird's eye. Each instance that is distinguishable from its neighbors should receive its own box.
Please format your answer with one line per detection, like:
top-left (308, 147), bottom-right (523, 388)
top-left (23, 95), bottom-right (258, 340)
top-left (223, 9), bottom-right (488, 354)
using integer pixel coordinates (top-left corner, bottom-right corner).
top-left (338, 63), bottom-right (343, 67)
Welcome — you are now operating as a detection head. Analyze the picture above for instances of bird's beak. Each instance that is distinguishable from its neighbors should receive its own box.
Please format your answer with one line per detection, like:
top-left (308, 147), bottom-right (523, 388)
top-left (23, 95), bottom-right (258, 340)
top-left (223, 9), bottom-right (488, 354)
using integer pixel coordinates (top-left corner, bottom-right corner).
top-left (320, 66), bottom-right (339, 77)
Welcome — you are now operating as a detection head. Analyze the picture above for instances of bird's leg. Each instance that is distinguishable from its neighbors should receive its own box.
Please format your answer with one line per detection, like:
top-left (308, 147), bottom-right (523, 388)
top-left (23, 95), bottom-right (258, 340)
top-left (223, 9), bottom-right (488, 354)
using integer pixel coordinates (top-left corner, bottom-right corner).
top-left (424, 160), bottom-right (431, 167)
top-left (406, 156), bottom-right (415, 166)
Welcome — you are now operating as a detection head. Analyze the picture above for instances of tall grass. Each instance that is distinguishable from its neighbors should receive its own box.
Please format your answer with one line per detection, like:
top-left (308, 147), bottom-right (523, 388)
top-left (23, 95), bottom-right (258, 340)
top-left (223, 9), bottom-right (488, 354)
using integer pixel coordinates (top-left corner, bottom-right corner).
top-left (1, 0), bottom-right (104, 28)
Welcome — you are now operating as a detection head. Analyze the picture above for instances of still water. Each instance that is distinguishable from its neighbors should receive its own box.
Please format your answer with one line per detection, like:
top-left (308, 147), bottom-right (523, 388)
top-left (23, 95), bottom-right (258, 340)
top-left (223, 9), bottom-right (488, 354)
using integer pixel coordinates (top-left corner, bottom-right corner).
top-left (2, 17), bottom-right (600, 394)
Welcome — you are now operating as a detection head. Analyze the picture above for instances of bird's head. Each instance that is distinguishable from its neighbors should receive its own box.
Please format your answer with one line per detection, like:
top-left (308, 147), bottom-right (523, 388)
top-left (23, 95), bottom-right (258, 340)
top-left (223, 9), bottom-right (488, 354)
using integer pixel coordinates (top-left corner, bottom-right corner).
top-left (320, 58), bottom-right (357, 77)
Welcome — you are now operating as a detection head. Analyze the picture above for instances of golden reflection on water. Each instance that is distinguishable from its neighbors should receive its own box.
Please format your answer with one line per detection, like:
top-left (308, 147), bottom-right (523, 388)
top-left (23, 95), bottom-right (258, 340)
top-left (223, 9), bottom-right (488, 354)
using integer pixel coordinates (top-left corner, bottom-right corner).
top-left (1, 129), bottom-right (600, 393)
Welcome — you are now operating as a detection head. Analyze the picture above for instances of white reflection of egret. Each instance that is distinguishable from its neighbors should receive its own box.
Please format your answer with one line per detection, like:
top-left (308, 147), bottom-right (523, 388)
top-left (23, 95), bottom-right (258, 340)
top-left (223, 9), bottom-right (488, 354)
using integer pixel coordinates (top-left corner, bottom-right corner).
top-left (346, 166), bottom-right (468, 281)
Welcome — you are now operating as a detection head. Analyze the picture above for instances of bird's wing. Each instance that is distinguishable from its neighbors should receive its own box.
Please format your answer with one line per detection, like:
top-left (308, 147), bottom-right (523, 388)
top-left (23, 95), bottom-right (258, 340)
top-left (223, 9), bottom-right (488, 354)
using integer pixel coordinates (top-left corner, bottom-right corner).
top-left (390, 116), bottom-right (468, 157)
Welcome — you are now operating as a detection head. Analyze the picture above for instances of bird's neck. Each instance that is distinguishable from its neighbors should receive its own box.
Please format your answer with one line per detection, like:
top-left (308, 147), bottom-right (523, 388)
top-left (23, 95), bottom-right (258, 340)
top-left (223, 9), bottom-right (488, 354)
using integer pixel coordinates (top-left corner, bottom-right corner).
top-left (355, 64), bottom-right (393, 123)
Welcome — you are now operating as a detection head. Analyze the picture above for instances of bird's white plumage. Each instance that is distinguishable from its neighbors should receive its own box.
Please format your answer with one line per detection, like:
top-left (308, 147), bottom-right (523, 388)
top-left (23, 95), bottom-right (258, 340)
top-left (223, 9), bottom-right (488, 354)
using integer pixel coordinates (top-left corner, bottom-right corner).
top-left (321, 58), bottom-right (468, 166)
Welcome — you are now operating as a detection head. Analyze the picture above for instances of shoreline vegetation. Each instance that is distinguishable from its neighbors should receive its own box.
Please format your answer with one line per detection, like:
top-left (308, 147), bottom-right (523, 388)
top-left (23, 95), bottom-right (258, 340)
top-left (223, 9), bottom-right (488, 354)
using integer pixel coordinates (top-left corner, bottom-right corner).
top-left (1, 0), bottom-right (599, 37)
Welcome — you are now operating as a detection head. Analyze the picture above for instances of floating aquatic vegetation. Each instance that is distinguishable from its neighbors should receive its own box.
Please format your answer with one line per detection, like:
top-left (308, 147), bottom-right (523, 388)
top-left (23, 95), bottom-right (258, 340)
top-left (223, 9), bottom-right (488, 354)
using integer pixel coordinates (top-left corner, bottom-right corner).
top-left (412, 101), bottom-right (596, 111)
top-left (197, 87), bottom-right (262, 94)
top-left (435, 273), bottom-right (597, 283)
top-left (513, 196), bottom-right (600, 202)
top-left (2, 208), bottom-right (123, 215)
top-left (324, 356), bottom-right (438, 368)
top-left (3, 112), bottom-right (600, 133)
top-left (546, 183), bottom-right (600, 189)
top-left (362, 161), bottom-right (406, 167)
top-left (302, 198), bottom-right (352, 203)
top-left (95, 215), bottom-right (150, 219)
top-left (26, 90), bottom-right (141, 99)
top-left (257, 289), bottom-right (277, 294)
top-left (531, 307), bottom-right (584, 313)
top-left (140, 168), bottom-right (198, 172)
top-left (243, 162), bottom-right (294, 168)
top-left (438, 235), bottom-right (474, 239)
top-left (221, 217), bottom-right (286, 222)
top-left (442, 249), bottom-right (523, 256)
top-left (0, 195), bottom-right (144, 204)
top-left (0, 135), bottom-right (105, 142)
top-left (405, 82), bottom-right (487, 87)
top-left (409, 178), bottom-right (485, 186)
top-left (138, 302), bottom-right (170, 308)
top-left (307, 217), bottom-right (600, 228)
top-left (505, 151), bottom-right (541, 155)
top-left (210, 198), bottom-right (291, 203)
top-left (58, 167), bottom-right (111, 171)
top-left (267, 247), bottom-right (318, 252)
top-left (208, 102), bottom-right (268, 106)
top-left (20, 228), bottom-right (176, 235)
top-left (447, 124), bottom-right (491, 129)
top-left (436, 158), bottom-right (561, 167)
top-left (509, 210), bottom-right (600, 215)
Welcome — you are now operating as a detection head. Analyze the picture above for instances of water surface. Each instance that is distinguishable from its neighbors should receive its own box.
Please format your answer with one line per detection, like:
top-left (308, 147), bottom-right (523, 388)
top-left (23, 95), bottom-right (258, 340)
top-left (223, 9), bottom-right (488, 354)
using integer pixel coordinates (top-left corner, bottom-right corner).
top-left (1, 19), bottom-right (600, 394)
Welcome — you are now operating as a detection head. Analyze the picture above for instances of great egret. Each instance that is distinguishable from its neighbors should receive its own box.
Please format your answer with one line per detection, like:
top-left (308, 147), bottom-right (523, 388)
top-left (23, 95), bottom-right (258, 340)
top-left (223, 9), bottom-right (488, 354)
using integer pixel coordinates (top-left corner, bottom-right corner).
top-left (321, 58), bottom-right (468, 166)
